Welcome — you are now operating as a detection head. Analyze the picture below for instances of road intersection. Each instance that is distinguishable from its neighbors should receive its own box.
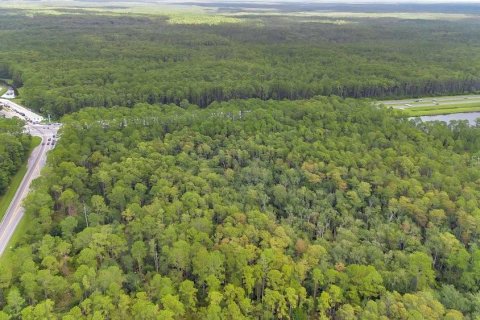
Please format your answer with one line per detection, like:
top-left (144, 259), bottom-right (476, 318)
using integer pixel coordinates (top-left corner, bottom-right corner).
top-left (0, 102), bottom-right (58, 255)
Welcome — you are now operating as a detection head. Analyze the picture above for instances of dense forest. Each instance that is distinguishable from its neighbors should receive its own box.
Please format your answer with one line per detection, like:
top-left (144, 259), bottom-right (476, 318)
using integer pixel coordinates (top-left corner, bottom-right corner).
top-left (2, 5), bottom-right (480, 319)
top-left (1, 97), bottom-right (480, 318)
top-left (1, 11), bottom-right (480, 116)
top-left (0, 116), bottom-right (32, 195)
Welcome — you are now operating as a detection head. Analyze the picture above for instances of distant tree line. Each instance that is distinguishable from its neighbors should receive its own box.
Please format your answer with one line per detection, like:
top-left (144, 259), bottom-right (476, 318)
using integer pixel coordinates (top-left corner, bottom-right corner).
top-left (0, 13), bottom-right (480, 116)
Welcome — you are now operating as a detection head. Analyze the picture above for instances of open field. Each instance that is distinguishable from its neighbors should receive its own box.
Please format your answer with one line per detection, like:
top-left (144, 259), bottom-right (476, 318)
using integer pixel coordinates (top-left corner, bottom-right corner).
top-left (166, 13), bottom-right (245, 25)
top-left (0, 0), bottom-right (204, 15)
top-left (1, 1), bottom-right (479, 22)
top-left (228, 11), bottom-right (477, 21)
top-left (378, 94), bottom-right (480, 116)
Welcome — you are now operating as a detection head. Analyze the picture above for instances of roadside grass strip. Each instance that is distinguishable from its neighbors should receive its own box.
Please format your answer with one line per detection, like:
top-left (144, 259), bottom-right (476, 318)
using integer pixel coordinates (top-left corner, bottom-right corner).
top-left (402, 103), bottom-right (480, 116)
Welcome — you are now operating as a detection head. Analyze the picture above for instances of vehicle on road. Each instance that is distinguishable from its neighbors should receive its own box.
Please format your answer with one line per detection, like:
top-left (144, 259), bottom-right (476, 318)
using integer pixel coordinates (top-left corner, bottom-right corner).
top-left (0, 100), bottom-right (60, 257)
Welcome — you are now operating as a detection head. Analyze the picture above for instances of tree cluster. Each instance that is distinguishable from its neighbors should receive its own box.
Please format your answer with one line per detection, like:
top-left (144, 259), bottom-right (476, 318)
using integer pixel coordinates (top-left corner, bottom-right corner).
top-left (0, 117), bottom-right (31, 195)
top-left (1, 97), bottom-right (480, 319)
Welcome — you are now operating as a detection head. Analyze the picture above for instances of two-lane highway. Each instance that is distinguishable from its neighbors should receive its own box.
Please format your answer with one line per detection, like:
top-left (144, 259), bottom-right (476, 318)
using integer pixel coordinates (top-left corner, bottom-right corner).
top-left (0, 104), bottom-right (59, 255)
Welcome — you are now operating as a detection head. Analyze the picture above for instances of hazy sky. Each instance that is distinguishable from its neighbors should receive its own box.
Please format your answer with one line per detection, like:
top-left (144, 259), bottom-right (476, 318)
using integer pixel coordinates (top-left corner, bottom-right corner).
top-left (172, 0), bottom-right (480, 2)
top-left (178, 0), bottom-right (480, 3)
top-left (10, 0), bottom-right (480, 6)
top-left (235, 0), bottom-right (480, 2)
top-left (143, 0), bottom-right (480, 5)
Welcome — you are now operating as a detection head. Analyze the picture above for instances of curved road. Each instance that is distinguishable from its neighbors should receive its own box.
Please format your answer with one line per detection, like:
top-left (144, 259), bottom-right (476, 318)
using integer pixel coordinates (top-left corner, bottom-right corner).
top-left (0, 102), bottom-right (59, 255)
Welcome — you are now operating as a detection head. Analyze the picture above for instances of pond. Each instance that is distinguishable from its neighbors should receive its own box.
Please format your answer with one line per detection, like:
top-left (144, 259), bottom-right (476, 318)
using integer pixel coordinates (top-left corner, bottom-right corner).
top-left (418, 112), bottom-right (480, 126)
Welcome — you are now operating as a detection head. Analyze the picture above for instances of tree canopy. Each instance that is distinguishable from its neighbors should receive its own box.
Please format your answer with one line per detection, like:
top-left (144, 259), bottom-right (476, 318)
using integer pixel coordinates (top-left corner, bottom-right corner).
top-left (1, 97), bottom-right (480, 318)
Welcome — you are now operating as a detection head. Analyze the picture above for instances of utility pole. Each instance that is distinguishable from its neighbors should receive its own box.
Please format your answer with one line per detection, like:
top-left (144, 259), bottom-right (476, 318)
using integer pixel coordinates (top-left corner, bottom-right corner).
top-left (83, 202), bottom-right (89, 227)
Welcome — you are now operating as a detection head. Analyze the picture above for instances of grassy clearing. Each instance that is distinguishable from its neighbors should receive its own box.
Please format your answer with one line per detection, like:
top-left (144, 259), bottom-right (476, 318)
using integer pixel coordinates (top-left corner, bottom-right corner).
top-left (297, 19), bottom-right (354, 25)
top-left (167, 14), bottom-right (245, 25)
top-left (0, 1), bottom-right (205, 17)
top-left (10, 98), bottom-right (23, 105)
top-left (402, 103), bottom-right (480, 116)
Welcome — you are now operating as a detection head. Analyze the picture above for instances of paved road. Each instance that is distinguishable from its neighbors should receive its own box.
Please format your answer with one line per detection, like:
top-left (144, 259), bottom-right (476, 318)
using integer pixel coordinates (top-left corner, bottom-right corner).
top-left (378, 94), bottom-right (480, 109)
top-left (0, 109), bottom-right (59, 255)
top-left (0, 98), bottom-right (44, 123)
